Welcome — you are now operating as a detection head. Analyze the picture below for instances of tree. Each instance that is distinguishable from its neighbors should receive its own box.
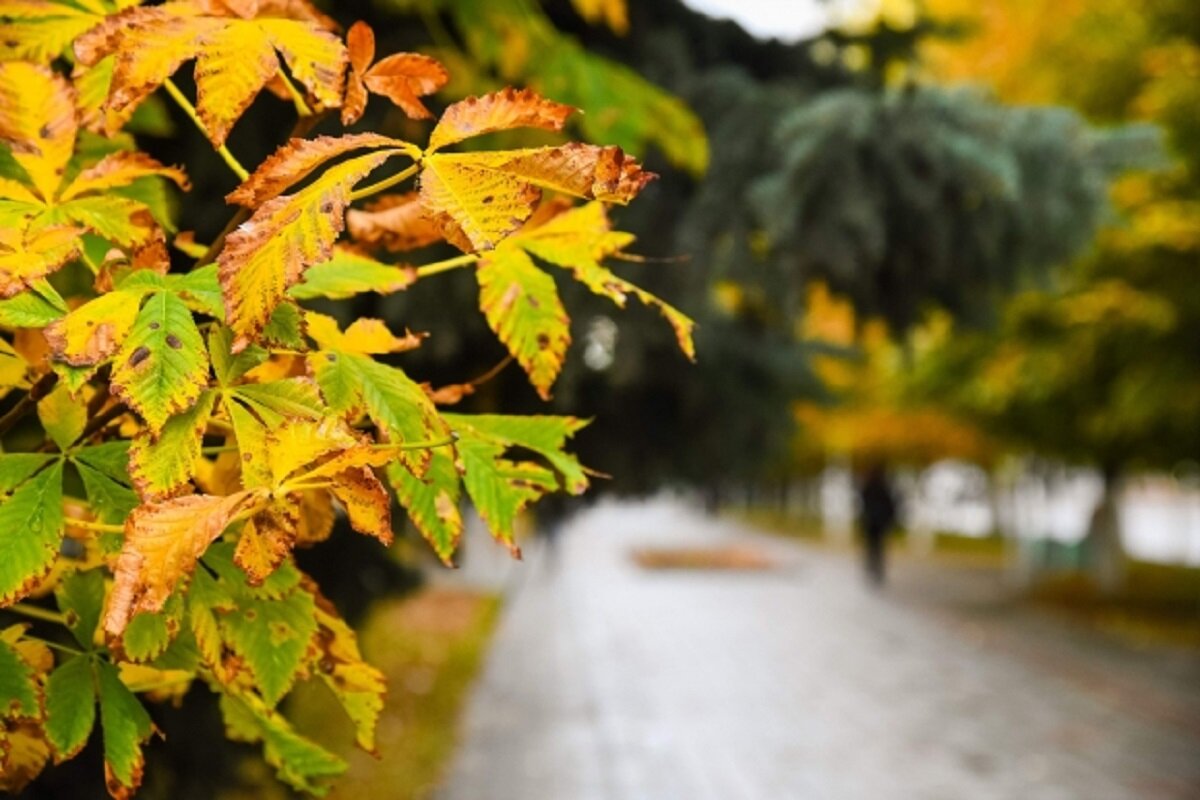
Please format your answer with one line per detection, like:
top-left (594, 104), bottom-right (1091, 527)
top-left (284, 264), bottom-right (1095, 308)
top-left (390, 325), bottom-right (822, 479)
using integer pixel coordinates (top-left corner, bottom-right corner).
top-left (912, 0), bottom-right (1200, 589)
top-left (0, 1), bottom-right (690, 795)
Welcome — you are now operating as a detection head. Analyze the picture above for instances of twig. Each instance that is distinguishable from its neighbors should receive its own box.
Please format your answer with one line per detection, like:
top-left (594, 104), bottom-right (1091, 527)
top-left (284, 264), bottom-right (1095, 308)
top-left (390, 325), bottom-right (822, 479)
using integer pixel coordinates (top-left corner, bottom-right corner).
top-left (0, 373), bottom-right (58, 437)
top-left (162, 78), bottom-right (250, 181)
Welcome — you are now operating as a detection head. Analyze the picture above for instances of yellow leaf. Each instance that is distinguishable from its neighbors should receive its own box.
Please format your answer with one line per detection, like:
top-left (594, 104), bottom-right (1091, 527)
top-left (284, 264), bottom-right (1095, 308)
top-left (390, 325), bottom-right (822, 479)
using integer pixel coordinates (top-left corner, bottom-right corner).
top-left (308, 594), bottom-right (386, 754)
top-left (0, 720), bottom-right (50, 795)
top-left (0, 224), bottom-right (81, 299)
top-left (0, 61), bottom-right (76, 202)
top-left (294, 490), bottom-right (334, 545)
top-left (105, 491), bottom-right (263, 636)
top-left (75, 6), bottom-right (348, 145)
top-left (262, 417), bottom-right (358, 487)
top-left (477, 247), bottom-right (570, 398)
top-left (0, 1), bottom-right (101, 64)
top-left (427, 87), bottom-right (576, 152)
top-left (327, 466), bottom-right (392, 545)
top-left (44, 290), bottom-right (144, 367)
top-left (234, 506), bottom-right (297, 585)
top-left (59, 151), bottom-right (190, 203)
top-left (227, 133), bottom-right (413, 208)
top-left (304, 311), bottom-right (424, 356)
top-left (420, 145), bottom-right (654, 252)
top-left (218, 150), bottom-right (401, 349)
top-left (570, 0), bottom-right (629, 35)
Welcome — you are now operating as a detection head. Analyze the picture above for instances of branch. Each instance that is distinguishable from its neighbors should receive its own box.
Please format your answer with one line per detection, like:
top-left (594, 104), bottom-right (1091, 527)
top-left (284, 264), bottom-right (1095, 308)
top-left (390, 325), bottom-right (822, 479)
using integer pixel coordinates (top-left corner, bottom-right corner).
top-left (162, 78), bottom-right (250, 182)
top-left (0, 373), bottom-right (58, 437)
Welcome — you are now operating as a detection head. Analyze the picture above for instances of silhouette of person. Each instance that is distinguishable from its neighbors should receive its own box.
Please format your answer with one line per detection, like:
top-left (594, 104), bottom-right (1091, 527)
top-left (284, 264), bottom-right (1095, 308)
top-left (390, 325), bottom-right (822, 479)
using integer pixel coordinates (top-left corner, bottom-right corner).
top-left (858, 462), bottom-right (898, 585)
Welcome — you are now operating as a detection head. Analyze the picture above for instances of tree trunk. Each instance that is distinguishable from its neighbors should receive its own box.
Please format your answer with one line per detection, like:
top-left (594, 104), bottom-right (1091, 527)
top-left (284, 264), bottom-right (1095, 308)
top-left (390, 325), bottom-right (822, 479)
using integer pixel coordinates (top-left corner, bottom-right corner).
top-left (1083, 465), bottom-right (1126, 595)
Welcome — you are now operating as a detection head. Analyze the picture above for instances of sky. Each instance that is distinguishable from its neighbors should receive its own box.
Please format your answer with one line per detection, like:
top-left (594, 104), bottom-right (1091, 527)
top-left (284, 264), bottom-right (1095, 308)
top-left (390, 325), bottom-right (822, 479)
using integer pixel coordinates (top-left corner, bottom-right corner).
top-left (680, 0), bottom-right (831, 42)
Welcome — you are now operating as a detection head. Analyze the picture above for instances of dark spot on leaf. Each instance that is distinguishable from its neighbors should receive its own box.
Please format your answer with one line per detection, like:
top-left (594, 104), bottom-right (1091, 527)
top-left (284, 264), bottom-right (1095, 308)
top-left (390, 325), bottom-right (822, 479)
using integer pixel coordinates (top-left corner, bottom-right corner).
top-left (326, 353), bottom-right (337, 362)
top-left (527, 295), bottom-right (540, 309)
top-left (149, 322), bottom-right (160, 330)
top-left (4, 41), bottom-right (19, 49)
top-left (244, 609), bottom-right (257, 621)
top-left (166, 334), bottom-right (182, 349)
top-left (242, 453), bottom-right (252, 462)
top-left (320, 202), bottom-right (333, 214)
top-left (481, 195), bottom-right (493, 204)
top-left (85, 320), bottom-right (94, 327)
top-left (320, 658), bottom-right (335, 674)
top-left (537, 333), bottom-right (550, 349)
top-left (128, 346), bottom-right (151, 367)
top-left (38, 125), bottom-right (51, 139)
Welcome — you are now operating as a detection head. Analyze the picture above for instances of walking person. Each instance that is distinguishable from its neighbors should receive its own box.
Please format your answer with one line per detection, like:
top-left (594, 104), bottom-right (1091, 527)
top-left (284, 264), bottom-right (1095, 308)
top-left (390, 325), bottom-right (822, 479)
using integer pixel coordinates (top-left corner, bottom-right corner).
top-left (858, 462), bottom-right (898, 586)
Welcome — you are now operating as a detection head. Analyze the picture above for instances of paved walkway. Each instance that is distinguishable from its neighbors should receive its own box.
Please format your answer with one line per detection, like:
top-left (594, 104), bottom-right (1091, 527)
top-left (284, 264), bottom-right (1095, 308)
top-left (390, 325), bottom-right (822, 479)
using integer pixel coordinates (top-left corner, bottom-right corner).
top-left (438, 497), bottom-right (1200, 800)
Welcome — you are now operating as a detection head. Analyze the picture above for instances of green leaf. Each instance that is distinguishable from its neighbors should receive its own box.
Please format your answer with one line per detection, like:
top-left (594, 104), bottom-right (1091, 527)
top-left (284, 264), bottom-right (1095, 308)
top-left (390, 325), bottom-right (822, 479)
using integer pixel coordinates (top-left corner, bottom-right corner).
top-left (55, 569), bottom-right (106, 650)
top-left (448, 414), bottom-right (590, 494)
top-left (0, 282), bottom-right (66, 328)
top-left (97, 660), bottom-right (154, 796)
top-left (208, 326), bottom-right (266, 387)
top-left (219, 587), bottom-right (317, 707)
top-left (454, 428), bottom-right (551, 556)
top-left (477, 247), bottom-right (570, 400)
top-left (0, 454), bottom-right (55, 493)
top-left (110, 290), bottom-right (210, 434)
top-left (219, 693), bottom-right (346, 796)
top-left (260, 302), bottom-right (306, 350)
top-left (0, 461), bottom-right (64, 605)
top-left (289, 250), bottom-right (415, 301)
top-left (77, 462), bottom-right (139, 524)
top-left (73, 442), bottom-right (132, 484)
top-left (387, 449), bottom-right (462, 565)
top-left (45, 656), bottom-right (96, 760)
top-left (0, 638), bottom-right (39, 720)
top-left (233, 380), bottom-right (324, 423)
top-left (311, 351), bottom-right (446, 475)
top-left (122, 593), bottom-right (183, 663)
top-left (128, 389), bottom-right (216, 500)
top-left (171, 266), bottom-right (224, 319)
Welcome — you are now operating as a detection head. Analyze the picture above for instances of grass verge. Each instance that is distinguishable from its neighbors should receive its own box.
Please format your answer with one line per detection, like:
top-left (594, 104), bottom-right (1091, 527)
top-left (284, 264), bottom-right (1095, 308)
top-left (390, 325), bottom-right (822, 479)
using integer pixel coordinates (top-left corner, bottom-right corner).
top-left (285, 586), bottom-right (501, 799)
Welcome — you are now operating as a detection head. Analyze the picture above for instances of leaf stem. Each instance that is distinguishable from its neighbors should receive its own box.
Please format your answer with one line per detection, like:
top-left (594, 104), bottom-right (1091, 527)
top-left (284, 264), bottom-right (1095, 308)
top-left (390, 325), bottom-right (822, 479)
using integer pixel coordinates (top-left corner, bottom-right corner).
top-left (415, 253), bottom-right (479, 279)
top-left (275, 70), bottom-right (313, 117)
top-left (8, 603), bottom-right (68, 626)
top-left (65, 517), bottom-right (125, 533)
top-left (162, 78), bottom-right (250, 182)
top-left (348, 163), bottom-right (421, 202)
top-left (26, 636), bottom-right (85, 656)
top-left (200, 445), bottom-right (238, 455)
top-left (374, 435), bottom-right (457, 451)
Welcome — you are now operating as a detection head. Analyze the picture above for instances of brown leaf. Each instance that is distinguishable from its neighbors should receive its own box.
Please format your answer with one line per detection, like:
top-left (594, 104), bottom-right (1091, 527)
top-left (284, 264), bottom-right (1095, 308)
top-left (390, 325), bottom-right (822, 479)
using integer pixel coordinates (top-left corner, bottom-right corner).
top-left (328, 466), bottom-right (393, 545)
top-left (234, 505), bottom-right (297, 585)
top-left (227, 132), bottom-right (408, 207)
top-left (106, 491), bottom-right (262, 636)
top-left (427, 87), bottom-right (576, 152)
top-left (341, 20), bottom-right (374, 126)
top-left (346, 192), bottom-right (443, 252)
top-left (363, 52), bottom-right (448, 120)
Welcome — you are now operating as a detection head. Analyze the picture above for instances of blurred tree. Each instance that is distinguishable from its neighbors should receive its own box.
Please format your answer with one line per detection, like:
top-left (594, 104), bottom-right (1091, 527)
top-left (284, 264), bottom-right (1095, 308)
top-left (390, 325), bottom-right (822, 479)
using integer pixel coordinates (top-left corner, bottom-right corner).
top-left (911, 0), bottom-right (1200, 588)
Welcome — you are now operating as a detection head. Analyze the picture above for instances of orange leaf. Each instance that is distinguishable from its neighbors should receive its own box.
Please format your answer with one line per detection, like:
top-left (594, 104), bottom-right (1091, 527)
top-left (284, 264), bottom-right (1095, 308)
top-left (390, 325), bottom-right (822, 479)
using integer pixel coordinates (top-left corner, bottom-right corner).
top-left (227, 132), bottom-right (410, 207)
top-left (427, 87), bottom-right (576, 152)
top-left (341, 20), bottom-right (374, 126)
top-left (346, 192), bottom-right (443, 252)
top-left (234, 506), bottom-right (297, 585)
top-left (59, 151), bottom-right (190, 203)
top-left (362, 52), bottom-right (448, 120)
top-left (328, 466), bottom-right (393, 545)
top-left (105, 491), bottom-right (262, 636)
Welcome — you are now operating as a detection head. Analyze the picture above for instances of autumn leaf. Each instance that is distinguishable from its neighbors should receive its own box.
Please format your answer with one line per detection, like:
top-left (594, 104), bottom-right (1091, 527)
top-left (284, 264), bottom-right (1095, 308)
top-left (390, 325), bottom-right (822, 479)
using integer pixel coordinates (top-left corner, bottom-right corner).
top-left (387, 449), bottom-right (461, 565)
top-left (0, 225), bottom-right (81, 300)
top-left (340, 21), bottom-right (449, 124)
top-left (346, 192), bottom-right (444, 252)
top-left (0, 1), bottom-right (105, 64)
top-left (110, 291), bottom-right (210, 434)
top-left (219, 149), bottom-right (407, 349)
top-left (97, 660), bottom-right (155, 799)
top-left (307, 587), bottom-right (386, 753)
top-left (341, 21), bottom-right (374, 126)
top-left (74, 4), bottom-right (349, 145)
top-left (226, 133), bottom-right (415, 208)
top-left (420, 144), bottom-right (655, 251)
top-left (0, 60), bottom-right (75, 201)
top-left (59, 151), bottom-right (190, 203)
top-left (477, 246), bottom-right (570, 399)
top-left (290, 248), bottom-right (417, 300)
top-left (105, 491), bottom-right (261, 637)
top-left (427, 87), bottom-right (576, 152)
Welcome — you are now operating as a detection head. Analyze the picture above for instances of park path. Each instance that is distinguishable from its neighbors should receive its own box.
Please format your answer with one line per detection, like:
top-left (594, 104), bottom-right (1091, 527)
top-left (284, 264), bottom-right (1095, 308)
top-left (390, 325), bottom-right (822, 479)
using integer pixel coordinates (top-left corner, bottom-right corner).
top-left (437, 496), bottom-right (1200, 800)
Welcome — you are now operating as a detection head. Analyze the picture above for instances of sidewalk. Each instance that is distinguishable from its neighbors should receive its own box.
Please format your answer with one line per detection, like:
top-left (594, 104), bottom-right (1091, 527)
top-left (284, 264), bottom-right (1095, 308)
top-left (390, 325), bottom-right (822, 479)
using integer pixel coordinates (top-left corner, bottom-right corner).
top-left (438, 496), bottom-right (1200, 800)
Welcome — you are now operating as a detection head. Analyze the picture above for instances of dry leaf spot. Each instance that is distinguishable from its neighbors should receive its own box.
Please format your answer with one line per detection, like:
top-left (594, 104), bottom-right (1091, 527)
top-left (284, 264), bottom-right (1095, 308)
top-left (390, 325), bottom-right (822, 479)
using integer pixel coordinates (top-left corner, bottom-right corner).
top-left (129, 346), bottom-right (151, 367)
